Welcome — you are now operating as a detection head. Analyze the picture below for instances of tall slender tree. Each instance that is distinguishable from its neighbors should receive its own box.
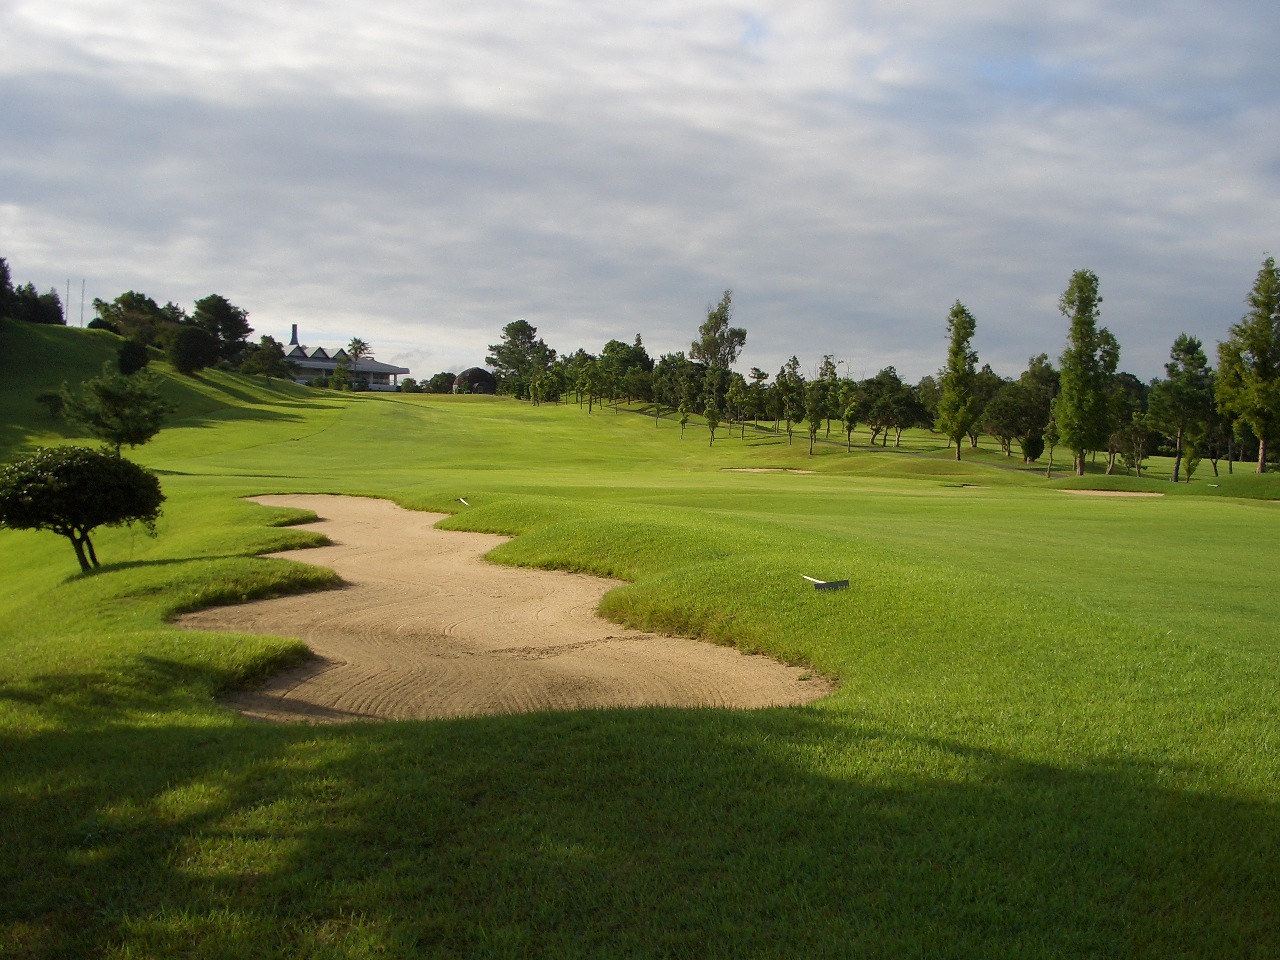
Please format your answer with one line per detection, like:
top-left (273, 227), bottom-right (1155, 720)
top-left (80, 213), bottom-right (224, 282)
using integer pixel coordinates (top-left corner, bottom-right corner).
top-left (1053, 270), bottom-right (1119, 475)
top-left (690, 290), bottom-right (746, 410)
top-left (1216, 256), bottom-right (1280, 473)
top-left (936, 300), bottom-right (980, 460)
top-left (346, 338), bottom-right (370, 390)
top-left (1148, 334), bottom-right (1213, 482)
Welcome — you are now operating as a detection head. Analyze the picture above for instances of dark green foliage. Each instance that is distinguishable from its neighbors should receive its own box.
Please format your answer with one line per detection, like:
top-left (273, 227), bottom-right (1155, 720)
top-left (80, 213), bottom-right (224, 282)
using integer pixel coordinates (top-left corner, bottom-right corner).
top-left (1020, 431), bottom-right (1045, 463)
top-left (1054, 270), bottom-right (1119, 474)
top-left (238, 335), bottom-right (295, 379)
top-left (92, 291), bottom-right (169, 344)
top-left (117, 338), bottom-right (151, 376)
top-left (599, 335), bottom-right (654, 404)
top-left (1148, 335), bottom-right (1213, 482)
top-left (653, 352), bottom-right (706, 413)
top-left (805, 379), bottom-right (825, 453)
top-left (937, 300), bottom-right (979, 460)
top-left (61, 363), bottom-right (173, 455)
top-left (775, 356), bottom-right (805, 444)
top-left (34, 391), bottom-right (64, 418)
top-left (690, 290), bottom-right (746, 370)
top-left (862, 366), bottom-right (928, 447)
top-left (12, 282), bottom-right (64, 324)
top-left (0, 445), bottom-right (163, 572)
top-left (487, 320), bottom-right (556, 399)
top-left (330, 358), bottom-right (351, 391)
top-left (690, 290), bottom-right (746, 409)
top-left (191, 294), bottom-right (252, 362)
top-left (86, 317), bottom-right (120, 334)
top-left (166, 325), bottom-right (220, 375)
top-left (0, 257), bottom-right (14, 319)
top-left (1216, 256), bottom-right (1280, 473)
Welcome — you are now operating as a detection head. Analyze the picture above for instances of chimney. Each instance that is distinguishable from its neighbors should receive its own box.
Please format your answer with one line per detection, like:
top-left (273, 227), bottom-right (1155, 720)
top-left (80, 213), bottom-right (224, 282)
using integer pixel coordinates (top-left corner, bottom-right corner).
top-left (289, 324), bottom-right (299, 346)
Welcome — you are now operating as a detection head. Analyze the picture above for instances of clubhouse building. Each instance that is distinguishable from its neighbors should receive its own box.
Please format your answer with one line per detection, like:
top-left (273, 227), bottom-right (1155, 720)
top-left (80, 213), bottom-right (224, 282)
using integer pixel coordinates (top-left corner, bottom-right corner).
top-left (284, 325), bottom-right (410, 392)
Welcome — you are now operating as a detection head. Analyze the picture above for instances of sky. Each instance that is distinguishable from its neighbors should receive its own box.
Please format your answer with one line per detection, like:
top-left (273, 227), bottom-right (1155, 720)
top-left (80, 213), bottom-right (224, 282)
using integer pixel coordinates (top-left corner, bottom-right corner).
top-left (3, 1), bottom-right (1278, 384)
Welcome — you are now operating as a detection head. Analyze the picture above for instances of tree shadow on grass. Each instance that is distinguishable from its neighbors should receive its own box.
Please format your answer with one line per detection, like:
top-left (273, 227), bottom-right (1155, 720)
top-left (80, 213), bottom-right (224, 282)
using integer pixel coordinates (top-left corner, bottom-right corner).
top-left (3, 666), bottom-right (1279, 958)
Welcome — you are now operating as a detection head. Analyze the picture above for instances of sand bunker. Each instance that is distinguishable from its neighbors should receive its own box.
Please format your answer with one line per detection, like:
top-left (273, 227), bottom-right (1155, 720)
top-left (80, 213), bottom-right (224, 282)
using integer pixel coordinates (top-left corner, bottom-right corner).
top-left (722, 468), bottom-right (816, 474)
top-left (178, 495), bottom-right (831, 723)
top-left (1060, 489), bottom-right (1164, 498)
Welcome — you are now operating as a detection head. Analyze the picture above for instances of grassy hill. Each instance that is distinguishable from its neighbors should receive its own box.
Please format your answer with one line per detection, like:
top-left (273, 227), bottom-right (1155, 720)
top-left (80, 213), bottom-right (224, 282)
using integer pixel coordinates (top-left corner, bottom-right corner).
top-left (3, 320), bottom-right (1280, 957)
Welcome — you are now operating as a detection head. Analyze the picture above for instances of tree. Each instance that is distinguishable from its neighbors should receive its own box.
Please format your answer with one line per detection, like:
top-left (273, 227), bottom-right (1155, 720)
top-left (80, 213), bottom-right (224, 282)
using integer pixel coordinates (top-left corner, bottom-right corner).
top-left (600, 335), bottom-right (654, 406)
top-left (0, 446), bottom-right (164, 573)
top-left (1044, 418), bottom-right (1059, 478)
top-left (192, 294), bottom-right (253, 362)
top-left (1104, 372), bottom-right (1148, 475)
top-left (330, 358), bottom-right (351, 391)
top-left (968, 364), bottom-right (1005, 448)
top-left (804, 380), bottom-right (826, 455)
top-left (748, 367), bottom-right (769, 425)
top-left (238, 335), bottom-right (296, 379)
top-left (842, 398), bottom-right (862, 452)
top-left (0, 257), bottom-right (14, 319)
top-left (12, 283), bottom-right (64, 325)
top-left (705, 404), bottom-right (720, 447)
top-left (1148, 335), bottom-right (1213, 482)
top-left (1119, 412), bottom-right (1151, 477)
top-left (653, 352), bottom-right (705, 415)
top-left (346, 338), bottom-right (371, 390)
top-left (915, 374), bottom-right (941, 424)
top-left (1053, 270), bottom-right (1119, 475)
top-left (166, 326), bottom-right (220, 375)
top-left (487, 320), bottom-right (556, 399)
top-left (61, 363), bottom-right (173, 455)
top-left (117, 338), bottom-right (151, 376)
top-left (690, 290), bottom-right (746, 410)
top-left (726, 376), bottom-right (748, 438)
top-left (981, 385), bottom-right (1024, 458)
top-left (936, 300), bottom-right (980, 460)
top-left (93, 291), bottom-right (169, 344)
top-left (1216, 256), bottom-right (1280, 473)
top-left (776, 357), bottom-right (805, 445)
top-left (426, 371), bottom-right (457, 394)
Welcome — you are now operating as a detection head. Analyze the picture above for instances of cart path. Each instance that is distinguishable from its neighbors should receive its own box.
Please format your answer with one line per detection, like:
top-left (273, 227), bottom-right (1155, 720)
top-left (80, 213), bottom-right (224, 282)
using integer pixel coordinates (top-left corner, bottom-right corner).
top-left (177, 495), bottom-right (832, 722)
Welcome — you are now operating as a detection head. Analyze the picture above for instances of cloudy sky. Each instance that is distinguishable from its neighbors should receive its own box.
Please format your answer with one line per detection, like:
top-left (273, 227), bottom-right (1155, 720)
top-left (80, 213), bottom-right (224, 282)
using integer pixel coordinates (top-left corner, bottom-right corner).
top-left (3, 1), bottom-right (1278, 383)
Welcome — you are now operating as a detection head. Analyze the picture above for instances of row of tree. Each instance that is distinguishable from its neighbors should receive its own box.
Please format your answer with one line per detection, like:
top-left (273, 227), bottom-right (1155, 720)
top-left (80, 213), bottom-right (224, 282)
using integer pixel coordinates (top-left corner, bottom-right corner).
top-left (0, 258), bottom-right (64, 325)
top-left (2, 256), bottom-right (299, 380)
top-left (482, 261), bottom-right (1280, 475)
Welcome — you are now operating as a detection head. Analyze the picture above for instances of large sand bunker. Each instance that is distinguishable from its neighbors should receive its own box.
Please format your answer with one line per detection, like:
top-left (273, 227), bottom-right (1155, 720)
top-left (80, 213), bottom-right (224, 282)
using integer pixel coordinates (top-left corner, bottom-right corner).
top-left (178, 495), bottom-right (831, 723)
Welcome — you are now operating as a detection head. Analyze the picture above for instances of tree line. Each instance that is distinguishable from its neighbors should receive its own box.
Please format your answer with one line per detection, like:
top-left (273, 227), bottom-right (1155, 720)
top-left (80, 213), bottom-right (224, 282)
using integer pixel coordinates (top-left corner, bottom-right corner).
top-left (1, 256), bottom-right (295, 379)
top-left (480, 261), bottom-right (1280, 475)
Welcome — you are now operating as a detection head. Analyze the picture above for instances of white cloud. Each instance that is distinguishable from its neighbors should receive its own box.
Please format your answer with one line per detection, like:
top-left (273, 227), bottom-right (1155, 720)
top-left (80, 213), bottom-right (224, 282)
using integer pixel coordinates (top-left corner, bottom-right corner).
top-left (2, 1), bottom-right (1278, 383)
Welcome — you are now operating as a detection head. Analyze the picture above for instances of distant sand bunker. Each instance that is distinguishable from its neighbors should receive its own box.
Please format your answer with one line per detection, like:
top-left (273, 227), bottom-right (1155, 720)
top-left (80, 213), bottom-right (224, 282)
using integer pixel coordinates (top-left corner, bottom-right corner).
top-left (722, 468), bottom-right (816, 474)
top-left (178, 495), bottom-right (831, 723)
top-left (1060, 490), bottom-right (1164, 498)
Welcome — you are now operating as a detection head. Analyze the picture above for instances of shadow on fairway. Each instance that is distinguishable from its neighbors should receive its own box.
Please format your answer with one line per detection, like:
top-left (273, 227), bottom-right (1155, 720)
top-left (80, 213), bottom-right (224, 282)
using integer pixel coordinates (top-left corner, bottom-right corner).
top-left (4, 661), bottom-right (1278, 958)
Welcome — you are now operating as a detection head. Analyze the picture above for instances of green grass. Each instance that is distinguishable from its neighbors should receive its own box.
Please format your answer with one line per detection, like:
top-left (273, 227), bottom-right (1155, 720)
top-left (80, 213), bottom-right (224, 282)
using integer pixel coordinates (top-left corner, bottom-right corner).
top-left (3, 321), bottom-right (1280, 957)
